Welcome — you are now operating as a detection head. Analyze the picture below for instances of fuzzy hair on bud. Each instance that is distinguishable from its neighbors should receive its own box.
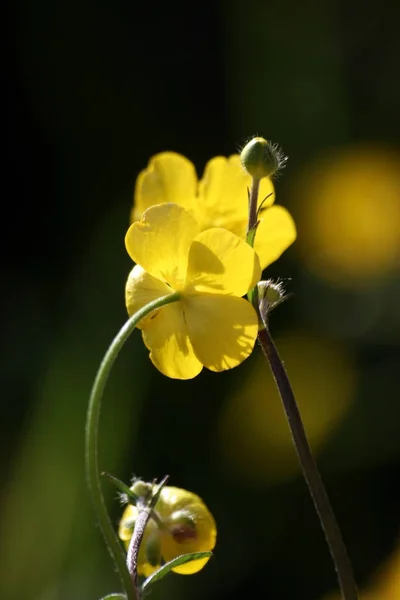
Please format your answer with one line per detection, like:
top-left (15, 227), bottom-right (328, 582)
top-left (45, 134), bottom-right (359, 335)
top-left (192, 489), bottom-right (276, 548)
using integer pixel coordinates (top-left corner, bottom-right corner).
top-left (240, 136), bottom-right (287, 179)
top-left (257, 279), bottom-right (287, 322)
top-left (130, 479), bottom-right (153, 501)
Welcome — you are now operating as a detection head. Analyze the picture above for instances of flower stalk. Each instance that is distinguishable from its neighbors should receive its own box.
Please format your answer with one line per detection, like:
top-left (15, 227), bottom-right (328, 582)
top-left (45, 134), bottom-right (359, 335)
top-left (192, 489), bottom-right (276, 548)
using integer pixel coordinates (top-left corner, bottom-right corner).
top-left (126, 507), bottom-right (150, 597)
top-left (246, 177), bottom-right (260, 238)
top-left (126, 476), bottom-right (169, 598)
top-left (246, 168), bottom-right (358, 600)
top-left (257, 327), bottom-right (358, 600)
top-left (85, 292), bottom-right (180, 600)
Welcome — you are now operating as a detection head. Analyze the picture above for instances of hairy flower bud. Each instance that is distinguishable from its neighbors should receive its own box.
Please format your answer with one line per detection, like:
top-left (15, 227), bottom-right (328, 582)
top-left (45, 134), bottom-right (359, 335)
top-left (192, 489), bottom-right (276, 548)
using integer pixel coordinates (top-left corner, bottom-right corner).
top-left (257, 279), bottom-right (287, 322)
top-left (241, 136), bottom-right (287, 179)
top-left (130, 479), bottom-right (153, 501)
top-left (119, 483), bottom-right (217, 577)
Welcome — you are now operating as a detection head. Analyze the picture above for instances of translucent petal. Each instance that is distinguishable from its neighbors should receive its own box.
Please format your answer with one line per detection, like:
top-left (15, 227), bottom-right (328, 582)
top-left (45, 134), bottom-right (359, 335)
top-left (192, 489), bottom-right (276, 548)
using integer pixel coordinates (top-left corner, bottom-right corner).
top-left (184, 228), bottom-right (261, 297)
top-left (131, 152), bottom-right (198, 222)
top-left (185, 295), bottom-right (258, 371)
top-left (161, 502), bottom-right (216, 574)
top-left (142, 302), bottom-right (202, 379)
top-left (254, 205), bottom-right (297, 269)
top-left (125, 204), bottom-right (200, 290)
top-left (125, 265), bottom-right (172, 329)
top-left (157, 487), bottom-right (204, 516)
top-left (197, 154), bottom-right (275, 232)
top-left (118, 504), bottom-right (138, 542)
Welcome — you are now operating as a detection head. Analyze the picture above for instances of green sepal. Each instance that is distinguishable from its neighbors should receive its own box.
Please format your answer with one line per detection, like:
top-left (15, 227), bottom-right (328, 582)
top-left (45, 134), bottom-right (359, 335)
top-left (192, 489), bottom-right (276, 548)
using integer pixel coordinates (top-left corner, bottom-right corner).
top-left (141, 552), bottom-right (213, 592)
top-left (247, 283), bottom-right (259, 310)
top-left (102, 472), bottom-right (139, 506)
top-left (149, 474), bottom-right (169, 510)
top-left (257, 192), bottom-right (274, 217)
top-left (246, 221), bottom-right (260, 248)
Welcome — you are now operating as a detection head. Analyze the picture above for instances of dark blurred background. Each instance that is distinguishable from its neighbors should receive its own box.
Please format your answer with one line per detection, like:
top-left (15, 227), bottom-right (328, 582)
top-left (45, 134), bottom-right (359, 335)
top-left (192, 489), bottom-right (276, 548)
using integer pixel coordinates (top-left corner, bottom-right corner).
top-left (3, 1), bottom-right (400, 599)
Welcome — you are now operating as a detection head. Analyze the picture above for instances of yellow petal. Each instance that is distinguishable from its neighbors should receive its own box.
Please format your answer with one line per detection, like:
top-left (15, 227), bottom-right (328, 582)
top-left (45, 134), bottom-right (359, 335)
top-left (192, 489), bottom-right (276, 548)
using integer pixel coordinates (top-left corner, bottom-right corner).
top-left (254, 205), bottom-right (297, 269)
top-left (185, 295), bottom-right (258, 371)
top-left (171, 556), bottom-right (211, 575)
top-left (118, 504), bottom-right (138, 542)
top-left (184, 228), bottom-right (261, 297)
top-left (161, 502), bottom-right (216, 574)
top-left (131, 152), bottom-right (198, 222)
top-left (125, 265), bottom-right (172, 329)
top-left (142, 302), bottom-right (202, 379)
top-left (157, 486), bottom-right (204, 515)
top-left (197, 154), bottom-right (275, 233)
top-left (125, 204), bottom-right (200, 290)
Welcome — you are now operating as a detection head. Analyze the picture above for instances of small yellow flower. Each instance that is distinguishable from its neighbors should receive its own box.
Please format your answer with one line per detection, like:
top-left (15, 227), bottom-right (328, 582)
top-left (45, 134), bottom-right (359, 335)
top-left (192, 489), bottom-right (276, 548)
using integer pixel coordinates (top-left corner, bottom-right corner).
top-left (131, 152), bottom-right (296, 270)
top-left (125, 203), bottom-right (261, 379)
top-left (119, 486), bottom-right (217, 577)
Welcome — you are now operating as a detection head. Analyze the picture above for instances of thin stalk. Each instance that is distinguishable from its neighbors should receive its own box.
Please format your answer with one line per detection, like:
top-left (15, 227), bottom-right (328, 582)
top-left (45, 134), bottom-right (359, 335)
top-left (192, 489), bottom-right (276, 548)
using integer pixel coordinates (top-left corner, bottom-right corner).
top-left (258, 328), bottom-right (358, 599)
top-left (246, 177), bottom-right (260, 236)
top-left (126, 506), bottom-right (152, 599)
top-left (85, 292), bottom-right (180, 600)
top-left (247, 174), bottom-right (358, 599)
top-left (126, 475), bottom-right (169, 598)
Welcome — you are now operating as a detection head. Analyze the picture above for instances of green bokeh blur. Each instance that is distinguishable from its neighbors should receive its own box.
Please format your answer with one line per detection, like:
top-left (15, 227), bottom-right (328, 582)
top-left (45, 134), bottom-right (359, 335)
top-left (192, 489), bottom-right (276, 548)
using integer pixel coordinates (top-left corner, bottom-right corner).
top-left (3, 1), bottom-right (400, 599)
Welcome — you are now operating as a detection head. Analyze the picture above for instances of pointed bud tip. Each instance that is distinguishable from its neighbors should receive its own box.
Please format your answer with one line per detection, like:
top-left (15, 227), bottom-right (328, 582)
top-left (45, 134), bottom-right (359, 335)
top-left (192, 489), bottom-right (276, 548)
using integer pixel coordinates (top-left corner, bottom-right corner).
top-left (240, 137), bottom-right (287, 179)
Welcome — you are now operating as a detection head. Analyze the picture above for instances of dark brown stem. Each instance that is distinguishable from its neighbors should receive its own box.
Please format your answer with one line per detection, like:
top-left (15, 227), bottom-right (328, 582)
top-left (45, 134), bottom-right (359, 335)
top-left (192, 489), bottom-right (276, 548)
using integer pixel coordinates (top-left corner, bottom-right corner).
top-left (247, 177), bottom-right (260, 235)
top-left (258, 327), bottom-right (358, 600)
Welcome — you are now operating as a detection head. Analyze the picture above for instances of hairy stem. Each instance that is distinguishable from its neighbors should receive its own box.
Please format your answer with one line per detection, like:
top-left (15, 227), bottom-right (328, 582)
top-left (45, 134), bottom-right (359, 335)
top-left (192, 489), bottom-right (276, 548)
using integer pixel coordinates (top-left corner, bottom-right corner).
top-left (126, 475), bottom-right (169, 598)
top-left (126, 506), bottom-right (152, 599)
top-left (85, 292), bottom-right (180, 599)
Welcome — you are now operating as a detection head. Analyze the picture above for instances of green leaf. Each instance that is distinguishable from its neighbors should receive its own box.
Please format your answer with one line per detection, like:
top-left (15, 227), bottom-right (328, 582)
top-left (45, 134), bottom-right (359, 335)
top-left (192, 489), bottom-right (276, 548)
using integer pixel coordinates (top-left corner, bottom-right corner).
top-left (99, 595), bottom-right (126, 599)
top-left (141, 552), bottom-right (213, 592)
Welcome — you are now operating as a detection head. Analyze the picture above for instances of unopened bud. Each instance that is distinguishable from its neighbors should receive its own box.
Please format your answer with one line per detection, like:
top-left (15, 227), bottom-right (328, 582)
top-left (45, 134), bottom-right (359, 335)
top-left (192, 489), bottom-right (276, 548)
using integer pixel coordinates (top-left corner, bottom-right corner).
top-left (130, 479), bottom-right (153, 501)
top-left (241, 137), bottom-right (286, 179)
top-left (257, 279), bottom-right (287, 322)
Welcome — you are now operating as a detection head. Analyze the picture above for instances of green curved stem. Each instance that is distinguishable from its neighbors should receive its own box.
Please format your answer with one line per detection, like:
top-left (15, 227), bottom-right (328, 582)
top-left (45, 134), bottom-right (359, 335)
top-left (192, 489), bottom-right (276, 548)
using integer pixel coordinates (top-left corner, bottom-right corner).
top-left (85, 292), bottom-right (181, 600)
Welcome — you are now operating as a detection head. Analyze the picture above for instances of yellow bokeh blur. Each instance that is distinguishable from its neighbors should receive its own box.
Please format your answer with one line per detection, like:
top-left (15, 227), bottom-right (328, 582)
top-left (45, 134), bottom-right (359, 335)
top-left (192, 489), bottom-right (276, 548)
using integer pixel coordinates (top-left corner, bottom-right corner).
top-left (296, 146), bottom-right (400, 286)
top-left (216, 332), bottom-right (356, 484)
top-left (323, 539), bottom-right (400, 600)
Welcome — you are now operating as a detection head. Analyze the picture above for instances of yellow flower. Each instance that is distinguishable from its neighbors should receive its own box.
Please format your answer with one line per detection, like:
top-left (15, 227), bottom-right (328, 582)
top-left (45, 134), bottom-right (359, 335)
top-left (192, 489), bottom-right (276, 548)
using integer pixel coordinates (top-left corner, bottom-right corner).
top-left (131, 152), bottom-right (296, 270)
top-left (125, 203), bottom-right (261, 379)
top-left (119, 486), bottom-right (217, 577)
